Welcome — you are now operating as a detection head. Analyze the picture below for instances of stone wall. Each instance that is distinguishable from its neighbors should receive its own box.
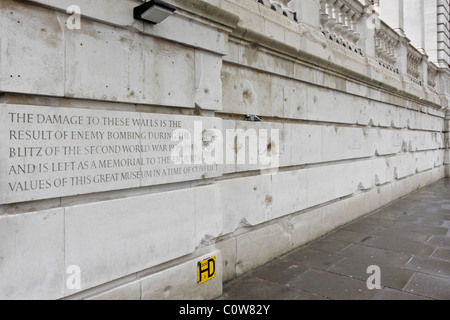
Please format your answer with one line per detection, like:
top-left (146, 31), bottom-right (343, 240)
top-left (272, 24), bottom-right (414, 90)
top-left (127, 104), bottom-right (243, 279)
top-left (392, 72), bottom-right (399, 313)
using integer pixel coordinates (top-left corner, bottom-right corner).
top-left (0, 0), bottom-right (448, 300)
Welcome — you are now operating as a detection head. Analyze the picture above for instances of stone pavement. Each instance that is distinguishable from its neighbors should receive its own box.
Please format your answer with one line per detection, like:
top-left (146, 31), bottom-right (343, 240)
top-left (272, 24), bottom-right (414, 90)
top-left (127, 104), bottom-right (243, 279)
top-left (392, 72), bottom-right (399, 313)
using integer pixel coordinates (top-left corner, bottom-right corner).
top-left (220, 178), bottom-right (450, 300)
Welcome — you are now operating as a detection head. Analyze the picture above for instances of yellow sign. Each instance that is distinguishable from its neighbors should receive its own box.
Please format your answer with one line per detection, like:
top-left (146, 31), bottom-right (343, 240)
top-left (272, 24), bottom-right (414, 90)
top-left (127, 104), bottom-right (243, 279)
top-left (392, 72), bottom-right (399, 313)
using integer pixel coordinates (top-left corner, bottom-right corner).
top-left (197, 256), bottom-right (216, 285)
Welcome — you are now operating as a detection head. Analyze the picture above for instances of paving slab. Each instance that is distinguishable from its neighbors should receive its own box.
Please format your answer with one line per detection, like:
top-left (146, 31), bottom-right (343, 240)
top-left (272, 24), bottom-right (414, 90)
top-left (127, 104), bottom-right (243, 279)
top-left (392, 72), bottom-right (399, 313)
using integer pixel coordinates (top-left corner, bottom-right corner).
top-left (282, 248), bottom-right (343, 270)
top-left (432, 248), bottom-right (450, 261)
top-left (339, 244), bottom-right (412, 268)
top-left (392, 222), bottom-right (449, 235)
top-left (369, 227), bottom-right (431, 243)
top-left (374, 288), bottom-right (432, 300)
top-left (427, 235), bottom-right (450, 248)
top-left (253, 260), bottom-right (309, 285)
top-left (328, 258), bottom-right (415, 291)
top-left (404, 273), bottom-right (450, 300)
top-left (327, 229), bottom-right (373, 244)
top-left (288, 269), bottom-right (379, 300)
top-left (220, 275), bottom-right (299, 300)
top-left (404, 256), bottom-right (450, 278)
top-left (305, 239), bottom-right (352, 254)
top-left (364, 236), bottom-right (435, 256)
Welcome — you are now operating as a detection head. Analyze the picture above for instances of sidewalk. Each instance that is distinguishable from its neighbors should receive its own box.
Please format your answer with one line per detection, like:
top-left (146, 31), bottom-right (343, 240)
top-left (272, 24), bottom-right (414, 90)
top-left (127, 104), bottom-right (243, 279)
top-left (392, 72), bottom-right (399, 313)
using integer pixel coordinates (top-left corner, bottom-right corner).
top-left (220, 178), bottom-right (450, 300)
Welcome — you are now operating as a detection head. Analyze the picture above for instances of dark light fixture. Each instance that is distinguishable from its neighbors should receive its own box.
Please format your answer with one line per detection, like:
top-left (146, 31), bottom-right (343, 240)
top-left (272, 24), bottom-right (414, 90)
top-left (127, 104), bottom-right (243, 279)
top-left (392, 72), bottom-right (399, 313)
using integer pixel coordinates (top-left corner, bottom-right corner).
top-left (134, 0), bottom-right (176, 24)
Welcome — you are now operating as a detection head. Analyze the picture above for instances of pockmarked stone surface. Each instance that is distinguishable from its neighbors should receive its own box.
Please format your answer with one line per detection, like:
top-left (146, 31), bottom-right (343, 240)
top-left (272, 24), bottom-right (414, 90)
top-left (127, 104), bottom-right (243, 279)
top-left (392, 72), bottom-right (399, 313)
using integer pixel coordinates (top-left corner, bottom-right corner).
top-left (0, 104), bottom-right (222, 204)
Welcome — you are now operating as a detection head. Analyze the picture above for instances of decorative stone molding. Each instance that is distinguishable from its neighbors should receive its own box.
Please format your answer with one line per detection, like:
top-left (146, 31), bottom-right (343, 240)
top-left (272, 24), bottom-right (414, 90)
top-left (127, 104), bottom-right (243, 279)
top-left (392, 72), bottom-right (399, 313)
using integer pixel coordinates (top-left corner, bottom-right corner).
top-left (427, 62), bottom-right (438, 90)
top-left (257, 0), bottom-right (298, 22)
top-left (319, 0), bottom-right (363, 54)
top-left (407, 46), bottom-right (423, 85)
top-left (375, 21), bottom-right (400, 73)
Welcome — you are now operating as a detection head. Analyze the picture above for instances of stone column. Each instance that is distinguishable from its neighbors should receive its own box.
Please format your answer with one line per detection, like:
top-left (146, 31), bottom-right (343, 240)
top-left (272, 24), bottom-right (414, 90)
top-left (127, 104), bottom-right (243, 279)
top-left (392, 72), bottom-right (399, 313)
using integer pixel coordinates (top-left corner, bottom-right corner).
top-left (403, 0), bottom-right (426, 54)
top-left (396, 36), bottom-right (411, 75)
top-left (423, 0), bottom-right (439, 65)
top-left (358, 5), bottom-right (377, 57)
top-left (420, 53), bottom-right (429, 86)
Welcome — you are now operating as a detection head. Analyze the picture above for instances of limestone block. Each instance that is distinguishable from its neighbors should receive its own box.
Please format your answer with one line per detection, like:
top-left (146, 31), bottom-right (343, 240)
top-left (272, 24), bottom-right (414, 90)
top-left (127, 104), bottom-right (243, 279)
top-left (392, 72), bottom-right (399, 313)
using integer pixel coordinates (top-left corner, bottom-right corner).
top-left (333, 93), bottom-right (357, 125)
top-left (225, 1), bottom-right (264, 34)
top-left (307, 165), bottom-right (335, 207)
top-left (371, 102), bottom-right (394, 128)
top-left (195, 185), bottom-right (222, 247)
top-left (215, 238), bottom-right (237, 282)
top-left (222, 64), bottom-right (272, 116)
top-left (321, 126), bottom-right (367, 161)
top-left (322, 201), bottom-right (345, 233)
top-left (27, 0), bottom-right (230, 54)
top-left (240, 47), bottom-right (295, 80)
top-left (414, 151), bottom-right (429, 173)
top-left (390, 178), bottom-right (408, 200)
top-left (271, 169), bottom-right (308, 219)
top-left (65, 20), bottom-right (142, 103)
top-left (334, 162), bottom-right (358, 198)
top-left (353, 160), bottom-right (375, 190)
top-left (321, 126), bottom-right (346, 162)
top-left (85, 281), bottom-right (141, 300)
top-left (291, 124), bottom-right (322, 165)
top-left (305, 86), bottom-right (336, 123)
top-left (365, 184), bottom-right (393, 214)
top-left (0, 209), bottom-right (65, 300)
top-left (346, 80), bottom-right (368, 98)
top-left (220, 174), bottom-right (272, 235)
top-left (279, 123), bottom-right (293, 168)
top-left (361, 128), bottom-right (378, 156)
top-left (372, 158), bottom-right (390, 185)
top-left (195, 50), bottom-right (222, 111)
top-left (26, 0), bottom-right (142, 30)
top-left (141, 251), bottom-right (222, 300)
top-left (139, 35), bottom-right (195, 106)
top-left (234, 121), bottom-right (286, 172)
top-left (398, 107), bottom-right (410, 129)
top-left (236, 224), bottom-right (291, 276)
top-left (384, 156), bottom-right (398, 182)
top-left (393, 153), bottom-right (417, 179)
top-left (222, 120), bottom-right (237, 174)
top-left (0, 0), bottom-right (64, 96)
top-left (391, 130), bottom-right (404, 153)
top-left (343, 127), bottom-right (368, 159)
top-left (283, 81), bottom-right (308, 120)
top-left (290, 208), bottom-right (325, 249)
top-left (65, 19), bottom-right (195, 108)
top-left (268, 76), bottom-right (285, 119)
top-left (342, 192), bottom-right (369, 224)
top-left (64, 189), bottom-right (196, 294)
top-left (355, 101), bottom-right (373, 126)
top-left (374, 129), bottom-right (395, 155)
top-left (143, 13), bottom-right (228, 55)
top-left (402, 130), bottom-right (417, 152)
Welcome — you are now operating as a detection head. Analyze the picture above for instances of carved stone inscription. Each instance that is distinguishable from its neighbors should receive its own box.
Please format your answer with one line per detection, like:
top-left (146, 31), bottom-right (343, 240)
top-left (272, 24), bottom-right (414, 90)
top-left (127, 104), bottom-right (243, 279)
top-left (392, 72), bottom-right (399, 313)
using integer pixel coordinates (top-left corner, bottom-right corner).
top-left (0, 104), bottom-right (222, 204)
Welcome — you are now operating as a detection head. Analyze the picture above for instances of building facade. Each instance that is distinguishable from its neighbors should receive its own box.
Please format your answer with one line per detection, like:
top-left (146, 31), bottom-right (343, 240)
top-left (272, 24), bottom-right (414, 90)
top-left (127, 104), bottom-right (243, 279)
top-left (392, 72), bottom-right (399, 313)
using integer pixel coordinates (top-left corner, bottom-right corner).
top-left (0, 0), bottom-right (449, 299)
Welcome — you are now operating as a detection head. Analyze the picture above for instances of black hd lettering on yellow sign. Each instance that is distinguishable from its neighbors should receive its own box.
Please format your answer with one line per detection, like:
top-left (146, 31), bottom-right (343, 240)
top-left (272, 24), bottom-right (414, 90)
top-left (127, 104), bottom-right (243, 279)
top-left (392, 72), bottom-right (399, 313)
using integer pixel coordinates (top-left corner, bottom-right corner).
top-left (197, 256), bottom-right (216, 285)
